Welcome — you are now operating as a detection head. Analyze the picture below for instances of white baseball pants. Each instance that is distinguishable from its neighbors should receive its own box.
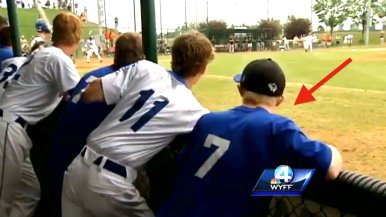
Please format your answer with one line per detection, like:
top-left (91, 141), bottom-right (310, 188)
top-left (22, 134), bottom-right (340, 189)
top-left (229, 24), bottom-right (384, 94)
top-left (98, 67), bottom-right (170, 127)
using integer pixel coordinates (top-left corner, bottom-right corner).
top-left (86, 49), bottom-right (102, 62)
top-left (0, 118), bottom-right (40, 217)
top-left (62, 146), bottom-right (154, 217)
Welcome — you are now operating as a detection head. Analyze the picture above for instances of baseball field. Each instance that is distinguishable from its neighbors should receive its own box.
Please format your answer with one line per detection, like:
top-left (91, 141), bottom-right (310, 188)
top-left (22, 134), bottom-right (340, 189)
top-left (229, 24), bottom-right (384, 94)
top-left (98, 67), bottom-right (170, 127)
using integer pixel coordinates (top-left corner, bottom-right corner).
top-left (75, 47), bottom-right (386, 180)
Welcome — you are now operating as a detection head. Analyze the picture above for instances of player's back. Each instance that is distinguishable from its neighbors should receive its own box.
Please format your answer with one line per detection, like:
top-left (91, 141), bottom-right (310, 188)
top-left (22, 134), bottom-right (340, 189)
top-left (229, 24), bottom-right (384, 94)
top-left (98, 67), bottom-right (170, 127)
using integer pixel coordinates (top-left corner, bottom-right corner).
top-left (0, 57), bottom-right (27, 98)
top-left (48, 65), bottom-right (117, 217)
top-left (0, 45), bottom-right (79, 125)
top-left (87, 60), bottom-right (207, 168)
top-left (50, 65), bottom-right (117, 171)
top-left (157, 106), bottom-right (291, 217)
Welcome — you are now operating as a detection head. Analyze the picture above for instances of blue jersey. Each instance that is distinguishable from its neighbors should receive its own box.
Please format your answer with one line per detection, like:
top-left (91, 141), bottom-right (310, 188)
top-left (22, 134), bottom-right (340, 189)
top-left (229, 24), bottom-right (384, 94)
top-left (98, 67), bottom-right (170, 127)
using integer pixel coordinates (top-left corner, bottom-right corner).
top-left (48, 65), bottom-right (117, 215)
top-left (157, 106), bottom-right (332, 217)
top-left (0, 46), bottom-right (13, 64)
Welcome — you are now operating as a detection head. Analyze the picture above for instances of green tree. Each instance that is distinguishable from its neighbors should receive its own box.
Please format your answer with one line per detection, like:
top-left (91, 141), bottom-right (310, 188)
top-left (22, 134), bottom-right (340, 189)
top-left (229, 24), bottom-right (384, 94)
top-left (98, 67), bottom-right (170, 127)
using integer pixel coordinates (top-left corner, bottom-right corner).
top-left (284, 16), bottom-right (312, 38)
top-left (347, 0), bottom-right (386, 39)
top-left (198, 20), bottom-right (227, 32)
top-left (314, 0), bottom-right (349, 36)
top-left (198, 20), bottom-right (228, 42)
top-left (257, 18), bottom-right (281, 39)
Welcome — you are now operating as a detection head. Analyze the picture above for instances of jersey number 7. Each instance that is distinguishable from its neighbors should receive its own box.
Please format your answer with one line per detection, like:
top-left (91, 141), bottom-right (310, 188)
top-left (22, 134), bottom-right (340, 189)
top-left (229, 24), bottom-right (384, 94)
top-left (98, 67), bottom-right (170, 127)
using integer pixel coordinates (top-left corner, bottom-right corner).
top-left (119, 89), bottom-right (169, 132)
top-left (195, 134), bottom-right (230, 178)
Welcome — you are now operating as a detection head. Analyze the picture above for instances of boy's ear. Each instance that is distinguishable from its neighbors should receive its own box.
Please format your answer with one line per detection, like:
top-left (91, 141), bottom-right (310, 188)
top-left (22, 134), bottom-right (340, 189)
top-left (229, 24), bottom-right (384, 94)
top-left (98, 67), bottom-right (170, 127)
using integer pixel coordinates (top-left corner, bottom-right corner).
top-left (237, 84), bottom-right (243, 97)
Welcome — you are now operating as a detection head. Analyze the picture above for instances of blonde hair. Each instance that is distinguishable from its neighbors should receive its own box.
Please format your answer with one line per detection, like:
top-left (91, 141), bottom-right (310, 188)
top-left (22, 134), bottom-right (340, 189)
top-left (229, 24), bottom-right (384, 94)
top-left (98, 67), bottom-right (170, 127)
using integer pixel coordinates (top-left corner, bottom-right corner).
top-left (243, 91), bottom-right (278, 106)
top-left (171, 31), bottom-right (214, 78)
top-left (52, 12), bottom-right (83, 46)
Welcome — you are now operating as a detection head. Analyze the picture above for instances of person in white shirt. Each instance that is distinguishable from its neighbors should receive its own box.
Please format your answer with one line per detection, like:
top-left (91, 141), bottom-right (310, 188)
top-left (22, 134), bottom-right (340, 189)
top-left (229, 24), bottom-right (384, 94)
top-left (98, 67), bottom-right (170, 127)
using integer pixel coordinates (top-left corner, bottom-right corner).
top-left (30, 18), bottom-right (51, 48)
top-left (0, 12), bottom-right (82, 217)
top-left (85, 35), bottom-right (103, 63)
top-left (283, 36), bottom-right (289, 51)
top-left (0, 41), bottom-right (46, 98)
top-left (304, 33), bottom-right (313, 52)
top-left (61, 31), bottom-right (215, 217)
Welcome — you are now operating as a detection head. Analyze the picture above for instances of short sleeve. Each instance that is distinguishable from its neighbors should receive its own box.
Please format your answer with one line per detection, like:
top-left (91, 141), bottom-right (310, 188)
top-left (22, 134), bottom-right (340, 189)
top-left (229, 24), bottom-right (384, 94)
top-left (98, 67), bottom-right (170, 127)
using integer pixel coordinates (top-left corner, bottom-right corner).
top-left (273, 118), bottom-right (332, 176)
top-left (101, 64), bottom-right (137, 105)
top-left (49, 53), bottom-right (80, 94)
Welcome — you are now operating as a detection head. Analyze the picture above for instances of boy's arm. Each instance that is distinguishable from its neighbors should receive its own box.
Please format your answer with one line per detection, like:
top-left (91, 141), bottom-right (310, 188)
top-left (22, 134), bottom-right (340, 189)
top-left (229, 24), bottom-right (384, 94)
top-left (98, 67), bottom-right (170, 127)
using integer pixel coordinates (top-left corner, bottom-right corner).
top-left (274, 119), bottom-right (343, 180)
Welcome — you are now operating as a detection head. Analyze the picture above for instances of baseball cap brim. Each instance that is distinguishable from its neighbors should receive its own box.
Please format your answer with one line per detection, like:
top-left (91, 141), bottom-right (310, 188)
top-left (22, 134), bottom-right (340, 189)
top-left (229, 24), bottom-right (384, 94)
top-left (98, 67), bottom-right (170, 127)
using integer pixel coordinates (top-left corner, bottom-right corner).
top-left (233, 74), bottom-right (242, 83)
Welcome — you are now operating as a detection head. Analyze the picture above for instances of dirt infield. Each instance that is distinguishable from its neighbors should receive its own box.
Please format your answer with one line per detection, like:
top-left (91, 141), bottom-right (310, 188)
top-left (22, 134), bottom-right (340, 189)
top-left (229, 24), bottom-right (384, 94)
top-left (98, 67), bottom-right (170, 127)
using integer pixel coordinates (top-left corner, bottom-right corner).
top-left (356, 53), bottom-right (386, 62)
top-left (75, 57), bottom-right (114, 74)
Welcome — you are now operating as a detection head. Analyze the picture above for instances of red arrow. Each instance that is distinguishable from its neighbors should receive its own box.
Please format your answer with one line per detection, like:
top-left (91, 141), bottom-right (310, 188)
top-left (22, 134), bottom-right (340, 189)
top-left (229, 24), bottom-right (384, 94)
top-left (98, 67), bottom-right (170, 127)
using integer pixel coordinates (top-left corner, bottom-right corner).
top-left (294, 58), bottom-right (353, 105)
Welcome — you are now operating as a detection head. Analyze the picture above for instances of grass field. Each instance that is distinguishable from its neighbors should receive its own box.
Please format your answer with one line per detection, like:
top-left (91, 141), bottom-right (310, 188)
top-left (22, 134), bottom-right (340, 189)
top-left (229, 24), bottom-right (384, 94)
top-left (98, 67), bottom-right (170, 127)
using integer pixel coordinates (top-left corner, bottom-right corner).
top-left (76, 46), bottom-right (386, 180)
top-left (0, 8), bottom-right (100, 40)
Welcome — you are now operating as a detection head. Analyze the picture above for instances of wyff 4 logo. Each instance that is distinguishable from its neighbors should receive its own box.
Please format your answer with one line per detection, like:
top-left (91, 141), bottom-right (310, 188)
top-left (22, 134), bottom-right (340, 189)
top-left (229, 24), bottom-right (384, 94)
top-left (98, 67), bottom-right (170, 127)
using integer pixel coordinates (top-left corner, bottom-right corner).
top-left (251, 165), bottom-right (315, 196)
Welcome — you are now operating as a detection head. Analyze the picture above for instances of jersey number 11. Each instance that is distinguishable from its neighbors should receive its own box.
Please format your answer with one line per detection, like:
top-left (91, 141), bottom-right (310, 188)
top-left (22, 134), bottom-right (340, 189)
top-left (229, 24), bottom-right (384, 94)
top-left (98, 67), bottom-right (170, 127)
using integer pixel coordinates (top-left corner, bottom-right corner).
top-left (119, 89), bottom-right (169, 132)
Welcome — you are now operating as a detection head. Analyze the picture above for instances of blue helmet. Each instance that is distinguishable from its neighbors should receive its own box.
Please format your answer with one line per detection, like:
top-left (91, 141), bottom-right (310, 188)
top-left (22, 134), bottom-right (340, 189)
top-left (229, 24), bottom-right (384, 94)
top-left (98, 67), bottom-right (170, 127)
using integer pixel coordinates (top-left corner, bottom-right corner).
top-left (35, 19), bottom-right (51, 33)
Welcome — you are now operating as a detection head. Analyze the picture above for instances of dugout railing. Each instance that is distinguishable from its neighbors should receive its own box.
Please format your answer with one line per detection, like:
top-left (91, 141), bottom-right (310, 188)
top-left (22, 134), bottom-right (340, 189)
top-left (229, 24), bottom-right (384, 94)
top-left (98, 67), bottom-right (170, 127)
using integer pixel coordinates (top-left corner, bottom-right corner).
top-left (268, 170), bottom-right (386, 217)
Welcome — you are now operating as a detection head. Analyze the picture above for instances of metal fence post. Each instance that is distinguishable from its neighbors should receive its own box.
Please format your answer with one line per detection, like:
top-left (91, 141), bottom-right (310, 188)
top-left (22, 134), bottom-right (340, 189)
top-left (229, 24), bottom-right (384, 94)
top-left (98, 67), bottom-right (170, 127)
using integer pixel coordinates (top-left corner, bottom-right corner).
top-left (6, 0), bottom-right (22, 57)
top-left (140, 0), bottom-right (158, 63)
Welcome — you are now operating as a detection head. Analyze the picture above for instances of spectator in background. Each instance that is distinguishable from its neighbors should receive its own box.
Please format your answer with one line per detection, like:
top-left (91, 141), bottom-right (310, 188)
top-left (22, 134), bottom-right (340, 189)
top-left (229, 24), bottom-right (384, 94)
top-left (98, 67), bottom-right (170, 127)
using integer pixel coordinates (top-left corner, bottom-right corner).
top-left (347, 34), bottom-right (353, 46)
top-left (0, 15), bottom-right (8, 30)
top-left (283, 36), bottom-right (289, 51)
top-left (31, 18), bottom-right (51, 48)
top-left (20, 35), bottom-right (28, 48)
top-left (336, 34), bottom-right (341, 46)
top-left (380, 31), bottom-right (384, 46)
top-left (256, 36), bottom-right (261, 51)
top-left (235, 36), bottom-right (239, 52)
top-left (108, 30), bottom-right (114, 47)
top-left (210, 36), bottom-right (216, 46)
top-left (0, 26), bottom-right (14, 64)
top-left (228, 34), bottom-right (235, 53)
top-left (326, 34), bottom-right (332, 48)
top-left (243, 36), bottom-right (248, 51)
top-left (247, 36), bottom-right (253, 51)
top-left (322, 34), bottom-right (328, 47)
top-left (20, 35), bottom-right (30, 56)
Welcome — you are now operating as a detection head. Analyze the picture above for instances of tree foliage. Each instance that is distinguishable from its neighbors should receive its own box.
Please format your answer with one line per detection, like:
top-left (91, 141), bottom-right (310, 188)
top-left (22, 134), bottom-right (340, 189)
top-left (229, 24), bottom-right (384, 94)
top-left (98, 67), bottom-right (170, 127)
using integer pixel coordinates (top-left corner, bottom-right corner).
top-left (197, 20), bottom-right (228, 42)
top-left (347, 0), bottom-right (386, 39)
top-left (314, 0), bottom-right (349, 36)
top-left (257, 19), bottom-right (281, 38)
top-left (284, 16), bottom-right (312, 39)
top-left (198, 20), bottom-right (227, 32)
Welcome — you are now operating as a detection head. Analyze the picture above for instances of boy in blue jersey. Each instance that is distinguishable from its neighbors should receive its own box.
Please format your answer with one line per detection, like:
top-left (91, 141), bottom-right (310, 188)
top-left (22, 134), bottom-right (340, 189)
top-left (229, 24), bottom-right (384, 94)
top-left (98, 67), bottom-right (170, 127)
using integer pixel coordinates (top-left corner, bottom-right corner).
top-left (0, 27), bottom-right (14, 64)
top-left (156, 58), bottom-right (343, 217)
top-left (47, 32), bottom-right (145, 216)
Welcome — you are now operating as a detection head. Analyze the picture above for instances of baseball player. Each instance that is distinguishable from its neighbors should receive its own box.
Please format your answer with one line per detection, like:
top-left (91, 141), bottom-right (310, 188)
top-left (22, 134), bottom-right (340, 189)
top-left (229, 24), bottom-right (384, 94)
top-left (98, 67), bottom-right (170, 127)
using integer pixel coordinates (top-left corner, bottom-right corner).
top-left (30, 18), bottom-right (51, 48)
top-left (0, 12), bottom-right (82, 217)
top-left (0, 41), bottom-right (45, 98)
top-left (61, 31), bottom-right (214, 217)
top-left (156, 59), bottom-right (343, 217)
top-left (304, 33), bottom-right (313, 52)
top-left (46, 32), bottom-right (145, 217)
top-left (85, 35), bottom-right (102, 63)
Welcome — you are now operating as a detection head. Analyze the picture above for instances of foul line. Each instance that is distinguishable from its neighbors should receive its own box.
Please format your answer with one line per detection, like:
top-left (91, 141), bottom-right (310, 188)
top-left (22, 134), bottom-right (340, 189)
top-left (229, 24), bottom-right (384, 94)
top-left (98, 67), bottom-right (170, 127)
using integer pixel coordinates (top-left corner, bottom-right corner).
top-left (205, 74), bottom-right (386, 94)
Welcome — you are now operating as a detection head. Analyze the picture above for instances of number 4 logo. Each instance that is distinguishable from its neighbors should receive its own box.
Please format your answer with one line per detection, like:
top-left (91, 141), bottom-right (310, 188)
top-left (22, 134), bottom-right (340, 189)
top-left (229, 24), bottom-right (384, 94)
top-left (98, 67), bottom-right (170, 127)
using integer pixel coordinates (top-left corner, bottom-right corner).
top-left (195, 134), bottom-right (230, 179)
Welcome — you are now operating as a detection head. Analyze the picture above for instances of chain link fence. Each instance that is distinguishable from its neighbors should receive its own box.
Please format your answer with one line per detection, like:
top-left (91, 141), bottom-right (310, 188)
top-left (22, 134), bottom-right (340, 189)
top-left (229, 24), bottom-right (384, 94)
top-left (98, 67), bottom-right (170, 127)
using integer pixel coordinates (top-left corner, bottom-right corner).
top-left (268, 170), bottom-right (386, 217)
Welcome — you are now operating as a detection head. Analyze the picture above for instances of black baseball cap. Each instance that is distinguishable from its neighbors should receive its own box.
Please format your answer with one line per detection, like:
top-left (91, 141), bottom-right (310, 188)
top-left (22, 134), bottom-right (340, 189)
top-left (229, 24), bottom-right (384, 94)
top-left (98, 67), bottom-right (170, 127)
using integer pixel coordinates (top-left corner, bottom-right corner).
top-left (233, 58), bottom-right (286, 97)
